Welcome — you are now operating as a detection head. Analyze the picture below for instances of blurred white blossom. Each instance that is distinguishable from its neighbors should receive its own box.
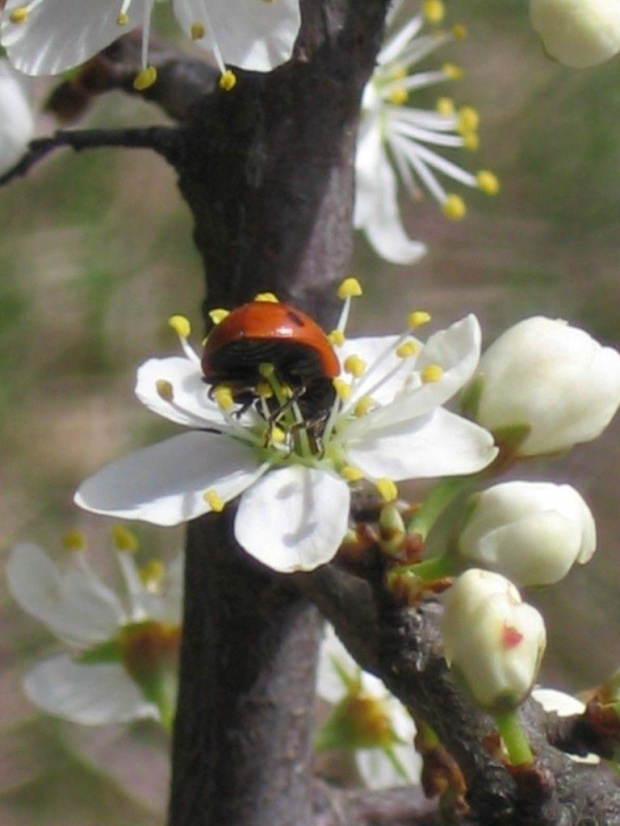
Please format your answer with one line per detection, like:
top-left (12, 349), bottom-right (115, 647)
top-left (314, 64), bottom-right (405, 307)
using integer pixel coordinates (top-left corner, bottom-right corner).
top-left (0, 58), bottom-right (33, 175)
top-left (530, 0), bottom-right (620, 69)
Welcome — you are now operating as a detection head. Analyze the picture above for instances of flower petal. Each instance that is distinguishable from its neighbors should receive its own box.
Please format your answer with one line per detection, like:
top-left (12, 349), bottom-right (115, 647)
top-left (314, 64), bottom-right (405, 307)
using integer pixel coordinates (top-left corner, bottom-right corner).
top-left (8, 543), bottom-right (125, 646)
top-left (346, 408), bottom-right (497, 481)
top-left (1, 0), bottom-right (150, 75)
top-left (75, 431), bottom-right (267, 526)
top-left (0, 59), bottom-right (34, 174)
top-left (356, 742), bottom-right (421, 789)
top-left (24, 656), bottom-right (158, 725)
top-left (173, 0), bottom-right (301, 71)
top-left (234, 466), bottom-right (350, 572)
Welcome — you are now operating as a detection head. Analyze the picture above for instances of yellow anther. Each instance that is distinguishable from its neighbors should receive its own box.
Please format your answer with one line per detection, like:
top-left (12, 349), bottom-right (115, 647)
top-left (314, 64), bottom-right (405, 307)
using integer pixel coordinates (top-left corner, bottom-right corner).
top-left (269, 426), bottom-right (286, 445)
top-left (421, 364), bottom-right (444, 383)
top-left (133, 66), bottom-right (158, 91)
top-left (436, 97), bottom-right (455, 116)
top-left (169, 314), bottom-right (191, 339)
top-left (280, 384), bottom-right (294, 399)
top-left (443, 63), bottom-right (464, 81)
top-left (328, 329), bottom-right (346, 347)
top-left (344, 354), bottom-right (366, 378)
top-left (9, 6), bottom-right (29, 23)
top-left (219, 70), bottom-right (237, 92)
top-left (139, 560), bottom-right (165, 590)
top-left (333, 378), bottom-right (353, 401)
top-left (341, 466), bottom-right (365, 483)
top-left (112, 525), bottom-right (139, 553)
top-left (204, 489), bottom-right (225, 513)
top-left (452, 23), bottom-right (467, 40)
top-left (477, 170), bottom-right (500, 196)
top-left (458, 106), bottom-right (480, 133)
top-left (254, 292), bottom-right (279, 303)
top-left (443, 194), bottom-right (466, 221)
top-left (190, 22), bottom-right (205, 40)
top-left (396, 340), bottom-right (419, 358)
top-left (462, 131), bottom-right (479, 151)
top-left (209, 308), bottom-right (229, 325)
top-left (117, 11), bottom-right (129, 25)
top-left (423, 0), bottom-right (445, 24)
top-left (376, 478), bottom-right (398, 503)
top-left (337, 277), bottom-right (363, 299)
top-left (388, 86), bottom-right (408, 106)
top-left (354, 395), bottom-right (374, 417)
top-left (259, 362), bottom-right (276, 379)
top-left (255, 381), bottom-right (273, 399)
top-left (389, 64), bottom-right (407, 81)
top-left (213, 385), bottom-right (234, 412)
top-left (62, 530), bottom-right (86, 552)
top-left (156, 379), bottom-right (174, 402)
top-left (408, 310), bottom-right (431, 329)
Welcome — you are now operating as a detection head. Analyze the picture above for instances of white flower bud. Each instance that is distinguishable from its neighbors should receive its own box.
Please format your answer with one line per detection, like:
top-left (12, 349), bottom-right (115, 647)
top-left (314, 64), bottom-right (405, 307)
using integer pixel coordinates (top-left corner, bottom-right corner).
top-left (0, 59), bottom-right (34, 175)
top-left (468, 316), bottom-right (620, 456)
top-left (458, 481), bottom-right (596, 587)
top-left (442, 569), bottom-right (547, 712)
top-left (530, 0), bottom-right (620, 69)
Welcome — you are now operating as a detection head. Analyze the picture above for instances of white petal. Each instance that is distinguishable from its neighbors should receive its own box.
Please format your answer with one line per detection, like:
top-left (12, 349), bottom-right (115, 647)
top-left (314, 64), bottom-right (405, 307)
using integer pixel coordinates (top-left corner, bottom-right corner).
top-left (316, 624), bottom-right (359, 703)
top-left (75, 431), bottom-right (267, 526)
top-left (174, 0), bottom-right (301, 71)
top-left (346, 408), bottom-right (497, 481)
top-left (1, 0), bottom-right (150, 76)
top-left (234, 466), bottom-right (350, 572)
top-left (356, 742), bottom-right (421, 789)
top-left (24, 656), bottom-right (158, 725)
top-left (8, 543), bottom-right (125, 646)
top-left (0, 59), bottom-right (34, 174)
top-left (339, 334), bottom-right (417, 410)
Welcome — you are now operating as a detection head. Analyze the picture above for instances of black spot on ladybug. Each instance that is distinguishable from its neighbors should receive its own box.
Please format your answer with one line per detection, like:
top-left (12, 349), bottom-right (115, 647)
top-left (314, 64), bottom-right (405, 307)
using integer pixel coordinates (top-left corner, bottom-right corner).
top-left (286, 310), bottom-right (306, 328)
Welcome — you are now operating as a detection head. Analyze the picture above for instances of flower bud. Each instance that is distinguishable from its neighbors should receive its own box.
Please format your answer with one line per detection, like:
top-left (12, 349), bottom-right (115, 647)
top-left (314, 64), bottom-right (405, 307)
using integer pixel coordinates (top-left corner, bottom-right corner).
top-left (442, 569), bottom-right (546, 712)
top-left (464, 317), bottom-right (620, 456)
top-left (530, 0), bottom-right (620, 69)
top-left (458, 481), bottom-right (596, 586)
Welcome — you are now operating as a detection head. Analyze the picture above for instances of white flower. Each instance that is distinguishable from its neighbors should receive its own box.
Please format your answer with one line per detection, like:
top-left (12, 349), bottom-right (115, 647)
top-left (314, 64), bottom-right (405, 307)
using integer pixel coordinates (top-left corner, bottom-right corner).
top-left (532, 687), bottom-right (600, 764)
top-left (442, 569), bottom-right (547, 712)
top-left (530, 0), bottom-right (620, 69)
top-left (8, 530), bottom-right (182, 728)
top-left (1, 0), bottom-right (301, 85)
top-left (355, 1), bottom-right (499, 264)
top-left (75, 286), bottom-right (497, 574)
top-left (465, 316), bottom-right (620, 457)
top-left (0, 58), bottom-right (34, 175)
top-left (458, 481), bottom-right (596, 587)
top-left (316, 624), bottom-right (422, 789)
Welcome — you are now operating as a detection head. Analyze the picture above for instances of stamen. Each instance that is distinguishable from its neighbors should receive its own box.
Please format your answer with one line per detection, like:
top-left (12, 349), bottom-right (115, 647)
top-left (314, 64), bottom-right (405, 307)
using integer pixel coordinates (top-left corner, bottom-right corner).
top-left (333, 378), bottom-right (353, 401)
top-left (341, 466), bottom-right (365, 483)
top-left (462, 131), bottom-right (479, 151)
top-left (134, 66), bottom-right (157, 91)
top-left (442, 63), bottom-right (464, 81)
top-left (213, 385), bottom-right (235, 413)
top-left (408, 310), bottom-right (431, 329)
top-left (191, 22), bottom-right (205, 40)
top-left (458, 106), bottom-right (479, 133)
top-left (254, 292), bottom-right (279, 303)
top-left (156, 379), bottom-right (174, 402)
top-left (354, 395), bottom-right (374, 417)
top-left (344, 355), bottom-right (366, 378)
top-left (209, 308), bottom-right (229, 325)
top-left (443, 194), bottom-right (466, 220)
top-left (117, 12), bottom-right (129, 25)
top-left (62, 530), bottom-right (86, 551)
top-left (169, 315), bottom-right (191, 339)
top-left (139, 560), bottom-right (164, 591)
top-left (112, 525), bottom-right (139, 553)
top-left (477, 170), bottom-right (500, 195)
top-left (452, 23), bottom-right (467, 40)
top-left (337, 277), bottom-right (363, 299)
top-left (423, 0), bottom-right (444, 24)
top-left (376, 478), bottom-right (399, 503)
top-left (204, 489), bottom-right (225, 513)
top-left (328, 329), bottom-right (346, 347)
top-left (388, 86), bottom-right (408, 106)
top-left (219, 70), bottom-right (237, 91)
top-left (396, 340), bottom-right (419, 358)
top-left (421, 364), bottom-right (444, 383)
top-left (255, 381), bottom-right (274, 399)
top-left (10, 6), bottom-right (29, 23)
top-left (436, 97), bottom-right (454, 116)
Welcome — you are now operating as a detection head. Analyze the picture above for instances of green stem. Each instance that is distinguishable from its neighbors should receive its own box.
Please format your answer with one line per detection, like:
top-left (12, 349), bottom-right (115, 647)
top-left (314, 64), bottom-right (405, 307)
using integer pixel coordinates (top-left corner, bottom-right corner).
top-left (407, 476), bottom-right (477, 540)
top-left (391, 551), bottom-right (456, 582)
top-left (494, 710), bottom-right (534, 766)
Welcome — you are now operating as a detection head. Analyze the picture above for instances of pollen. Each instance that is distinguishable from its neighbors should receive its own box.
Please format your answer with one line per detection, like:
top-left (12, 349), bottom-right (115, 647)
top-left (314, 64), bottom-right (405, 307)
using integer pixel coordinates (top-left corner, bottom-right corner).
top-left (477, 170), bottom-right (500, 196)
top-left (341, 466), bottom-right (365, 483)
top-left (190, 22), bottom-right (205, 40)
top-left (213, 385), bottom-right (234, 412)
top-left (337, 277), bottom-right (363, 299)
top-left (254, 292), bottom-right (279, 303)
top-left (376, 478), bottom-right (398, 503)
top-left (139, 560), bottom-right (165, 591)
top-left (388, 86), bottom-right (408, 106)
top-left (333, 378), bottom-right (353, 401)
top-left (204, 488), bottom-right (225, 513)
top-left (209, 308), bottom-right (229, 325)
top-left (219, 70), bottom-right (237, 92)
top-left (169, 315), bottom-right (191, 339)
top-left (436, 97), bottom-right (454, 116)
top-left (408, 310), bottom-right (431, 329)
top-left (421, 364), bottom-right (444, 383)
top-left (328, 329), bottom-right (346, 347)
top-left (133, 66), bottom-right (158, 91)
top-left (112, 525), bottom-right (139, 553)
top-left (443, 194), bottom-right (466, 221)
top-left (354, 395), bottom-right (374, 417)
top-left (62, 530), bottom-right (86, 552)
top-left (117, 11), bottom-right (129, 25)
top-left (156, 379), bottom-right (174, 402)
top-left (269, 426), bottom-right (286, 445)
top-left (344, 355), bottom-right (366, 378)
top-left (458, 106), bottom-right (480, 134)
top-left (423, 0), bottom-right (445, 24)
top-left (443, 63), bottom-right (464, 81)
top-left (9, 6), bottom-right (29, 23)
top-left (396, 340), bottom-right (419, 358)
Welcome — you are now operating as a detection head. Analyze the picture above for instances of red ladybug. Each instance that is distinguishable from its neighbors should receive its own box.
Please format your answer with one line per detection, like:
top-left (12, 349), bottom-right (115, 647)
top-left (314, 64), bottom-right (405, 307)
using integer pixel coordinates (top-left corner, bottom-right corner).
top-left (202, 301), bottom-right (340, 415)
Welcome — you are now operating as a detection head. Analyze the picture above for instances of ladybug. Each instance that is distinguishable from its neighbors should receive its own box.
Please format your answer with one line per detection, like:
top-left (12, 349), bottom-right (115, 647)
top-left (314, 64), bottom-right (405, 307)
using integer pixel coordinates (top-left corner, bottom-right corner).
top-left (201, 301), bottom-right (340, 416)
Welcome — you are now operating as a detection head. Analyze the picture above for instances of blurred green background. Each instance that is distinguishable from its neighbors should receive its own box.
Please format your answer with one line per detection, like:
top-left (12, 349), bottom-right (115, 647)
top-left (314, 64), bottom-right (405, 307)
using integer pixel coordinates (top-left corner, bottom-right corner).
top-left (2, 0), bottom-right (620, 822)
